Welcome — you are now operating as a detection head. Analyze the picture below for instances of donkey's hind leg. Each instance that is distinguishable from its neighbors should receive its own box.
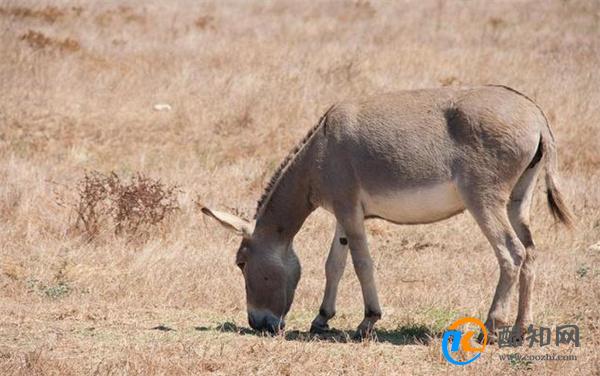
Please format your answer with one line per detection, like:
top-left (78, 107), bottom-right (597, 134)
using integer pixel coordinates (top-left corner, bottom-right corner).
top-left (310, 222), bottom-right (349, 333)
top-left (509, 162), bottom-right (543, 335)
top-left (460, 189), bottom-right (527, 340)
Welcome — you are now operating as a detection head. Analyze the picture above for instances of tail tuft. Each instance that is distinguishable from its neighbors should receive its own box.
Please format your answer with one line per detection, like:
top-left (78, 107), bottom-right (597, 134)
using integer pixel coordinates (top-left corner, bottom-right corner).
top-left (539, 110), bottom-right (575, 229)
top-left (546, 182), bottom-right (574, 228)
top-left (543, 141), bottom-right (575, 229)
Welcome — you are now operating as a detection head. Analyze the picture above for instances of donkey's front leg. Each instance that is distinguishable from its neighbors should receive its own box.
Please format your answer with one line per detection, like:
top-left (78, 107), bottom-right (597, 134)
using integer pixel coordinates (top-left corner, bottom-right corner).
top-left (338, 211), bottom-right (382, 339)
top-left (311, 222), bottom-right (349, 333)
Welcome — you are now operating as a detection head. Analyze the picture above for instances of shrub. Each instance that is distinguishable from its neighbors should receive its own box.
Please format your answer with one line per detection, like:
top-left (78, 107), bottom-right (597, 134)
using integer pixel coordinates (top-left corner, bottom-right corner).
top-left (68, 171), bottom-right (180, 239)
top-left (110, 173), bottom-right (180, 235)
top-left (73, 171), bottom-right (113, 238)
top-left (20, 30), bottom-right (81, 52)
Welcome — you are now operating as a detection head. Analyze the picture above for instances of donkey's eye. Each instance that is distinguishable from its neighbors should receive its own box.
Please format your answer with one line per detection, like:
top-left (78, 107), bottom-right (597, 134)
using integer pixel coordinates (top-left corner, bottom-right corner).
top-left (237, 262), bottom-right (246, 271)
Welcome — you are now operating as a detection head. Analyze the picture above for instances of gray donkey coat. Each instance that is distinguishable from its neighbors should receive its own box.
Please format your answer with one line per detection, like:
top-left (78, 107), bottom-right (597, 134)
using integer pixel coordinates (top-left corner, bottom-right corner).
top-left (202, 85), bottom-right (573, 340)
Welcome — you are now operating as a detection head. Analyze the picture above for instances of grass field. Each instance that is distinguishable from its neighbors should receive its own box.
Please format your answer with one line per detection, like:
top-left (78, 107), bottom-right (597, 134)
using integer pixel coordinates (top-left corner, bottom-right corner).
top-left (1, 0), bottom-right (599, 374)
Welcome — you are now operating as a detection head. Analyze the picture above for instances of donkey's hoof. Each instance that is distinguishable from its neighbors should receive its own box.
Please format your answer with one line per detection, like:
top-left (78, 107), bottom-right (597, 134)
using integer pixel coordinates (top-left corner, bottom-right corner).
top-left (309, 322), bottom-right (330, 334)
top-left (478, 326), bottom-right (525, 346)
top-left (352, 327), bottom-right (375, 341)
top-left (477, 330), bottom-right (496, 345)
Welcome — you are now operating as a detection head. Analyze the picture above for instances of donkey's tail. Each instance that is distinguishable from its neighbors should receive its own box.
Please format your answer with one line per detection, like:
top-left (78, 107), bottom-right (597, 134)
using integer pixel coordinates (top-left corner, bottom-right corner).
top-left (540, 123), bottom-right (574, 228)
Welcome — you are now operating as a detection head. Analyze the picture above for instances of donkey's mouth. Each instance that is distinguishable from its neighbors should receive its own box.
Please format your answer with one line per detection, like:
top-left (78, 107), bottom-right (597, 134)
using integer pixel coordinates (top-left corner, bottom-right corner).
top-left (248, 312), bottom-right (285, 334)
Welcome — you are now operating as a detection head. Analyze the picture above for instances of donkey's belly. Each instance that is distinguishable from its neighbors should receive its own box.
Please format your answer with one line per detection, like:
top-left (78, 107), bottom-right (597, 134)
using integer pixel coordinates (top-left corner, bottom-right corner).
top-left (360, 182), bottom-right (465, 224)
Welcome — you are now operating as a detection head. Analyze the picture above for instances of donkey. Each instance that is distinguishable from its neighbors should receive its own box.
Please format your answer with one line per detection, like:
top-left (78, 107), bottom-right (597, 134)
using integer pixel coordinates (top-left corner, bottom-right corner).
top-left (201, 85), bottom-right (573, 340)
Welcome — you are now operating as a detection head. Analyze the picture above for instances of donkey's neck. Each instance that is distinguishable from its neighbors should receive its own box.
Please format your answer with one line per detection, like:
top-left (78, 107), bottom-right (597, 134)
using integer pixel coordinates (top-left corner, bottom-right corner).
top-left (253, 108), bottom-right (331, 244)
top-left (254, 149), bottom-right (318, 243)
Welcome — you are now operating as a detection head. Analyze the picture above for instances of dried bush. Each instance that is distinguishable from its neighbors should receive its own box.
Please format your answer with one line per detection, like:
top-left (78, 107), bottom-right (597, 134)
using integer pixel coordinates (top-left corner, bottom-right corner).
top-left (194, 15), bottom-right (215, 31)
top-left (0, 6), bottom-right (65, 23)
top-left (69, 171), bottom-right (180, 239)
top-left (19, 30), bottom-right (53, 50)
top-left (111, 173), bottom-right (180, 235)
top-left (19, 29), bottom-right (80, 52)
top-left (73, 171), bottom-right (113, 237)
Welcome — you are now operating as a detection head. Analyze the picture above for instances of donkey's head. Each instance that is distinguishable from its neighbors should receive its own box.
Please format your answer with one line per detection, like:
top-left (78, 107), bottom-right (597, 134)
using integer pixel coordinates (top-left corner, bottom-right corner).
top-left (201, 206), bottom-right (301, 334)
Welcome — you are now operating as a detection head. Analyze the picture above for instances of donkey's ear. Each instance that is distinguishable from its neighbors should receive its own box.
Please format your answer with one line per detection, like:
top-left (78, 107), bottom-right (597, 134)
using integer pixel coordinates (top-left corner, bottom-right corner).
top-left (199, 205), bottom-right (254, 238)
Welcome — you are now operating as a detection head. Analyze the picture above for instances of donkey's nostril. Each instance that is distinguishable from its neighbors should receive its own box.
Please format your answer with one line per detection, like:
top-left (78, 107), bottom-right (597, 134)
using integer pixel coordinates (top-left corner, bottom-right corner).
top-left (264, 316), bottom-right (285, 334)
top-left (248, 312), bottom-right (268, 331)
top-left (248, 311), bottom-right (284, 334)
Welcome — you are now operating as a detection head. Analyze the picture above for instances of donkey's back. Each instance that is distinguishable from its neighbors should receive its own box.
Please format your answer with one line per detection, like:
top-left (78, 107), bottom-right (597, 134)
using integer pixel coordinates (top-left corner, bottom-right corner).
top-left (316, 86), bottom-right (550, 225)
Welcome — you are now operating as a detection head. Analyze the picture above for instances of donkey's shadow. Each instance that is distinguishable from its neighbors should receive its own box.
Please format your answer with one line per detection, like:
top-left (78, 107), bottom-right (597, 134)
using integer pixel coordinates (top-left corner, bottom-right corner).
top-left (195, 322), bottom-right (441, 346)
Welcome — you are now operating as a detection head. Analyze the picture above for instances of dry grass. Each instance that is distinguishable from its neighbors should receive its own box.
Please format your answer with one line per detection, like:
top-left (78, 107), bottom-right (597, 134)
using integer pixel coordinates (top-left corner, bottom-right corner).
top-left (0, 0), bottom-right (599, 375)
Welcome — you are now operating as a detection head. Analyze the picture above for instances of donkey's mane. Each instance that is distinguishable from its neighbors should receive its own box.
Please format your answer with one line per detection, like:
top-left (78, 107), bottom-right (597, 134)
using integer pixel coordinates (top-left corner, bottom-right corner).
top-left (254, 106), bottom-right (333, 219)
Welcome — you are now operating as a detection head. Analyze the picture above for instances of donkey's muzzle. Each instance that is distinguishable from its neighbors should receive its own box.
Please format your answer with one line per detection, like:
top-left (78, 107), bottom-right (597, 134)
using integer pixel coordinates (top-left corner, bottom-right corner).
top-left (248, 311), bottom-right (285, 334)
